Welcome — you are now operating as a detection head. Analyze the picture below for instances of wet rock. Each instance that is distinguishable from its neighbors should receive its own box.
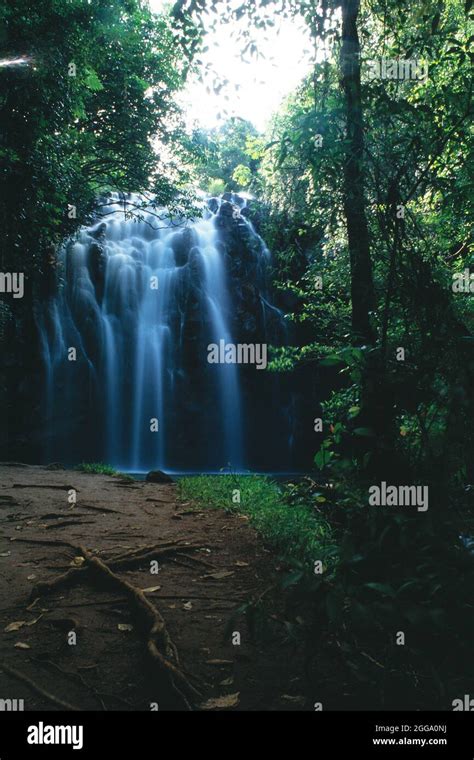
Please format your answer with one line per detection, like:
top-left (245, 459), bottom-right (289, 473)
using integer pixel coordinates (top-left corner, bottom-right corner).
top-left (188, 246), bottom-right (204, 285)
top-left (33, 190), bottom-right (293, 471)
top-left (215, 201), bottom-right (239, 232)
top-left (232, 194), bottom-right (246, 208)
top-left (218, 200), bottom-right (235, 218)
top-left (146, 470), bottom-right (174, 484)
top-left (88, 242), bottom-right (106, 302)
top-left (172, 227), bottom-right (195, 267)
top-left (90, 222), bottom-right (107, 241)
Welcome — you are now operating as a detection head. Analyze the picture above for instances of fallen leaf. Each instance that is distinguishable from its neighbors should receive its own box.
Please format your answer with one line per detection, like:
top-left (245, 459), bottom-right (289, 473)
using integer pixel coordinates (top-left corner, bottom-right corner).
top-left (5, 621), bottom-right (26, 633)
top-left (142, 586), bottom-right (161, 594)
top-left (27, 574), bottom-right (36, 581)
top-left (26, 615), bottom-right (43, 627)
top-left (206, 659), bottom-right (233, 666)
top-left (117, 624), bottom-right (133, 632)
top-left (183, 601), bottom-right (193, 610)
top-left (234, 561), bottom-right (249, 567)
top-left (0, 551), bottom-right (11, 557)
top-left (203, 571), bottom-right (235, 580)
top-left (70, 556), bottom-right (85, 568)
top-left (14, 642), bottom-right (31, 649)
top-left (199, 693), bottom-right (240, 710)
top-left (280, 694), bottom-right (305, 706)
top-left (219, 677), bottom-right (234, 686)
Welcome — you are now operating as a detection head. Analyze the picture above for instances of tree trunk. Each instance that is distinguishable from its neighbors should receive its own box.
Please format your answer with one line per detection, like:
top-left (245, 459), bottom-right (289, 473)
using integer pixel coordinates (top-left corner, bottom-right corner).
top-left (340, 0), bottom-right (375, 345)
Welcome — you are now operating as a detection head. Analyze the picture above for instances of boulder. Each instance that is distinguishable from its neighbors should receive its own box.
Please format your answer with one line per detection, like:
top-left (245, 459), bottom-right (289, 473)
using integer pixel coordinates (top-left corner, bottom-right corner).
top-left (172, 228), bottom-right (195, 267)
top-left (232, 194), bottom-right (246, 208)
top-left (215, 200), bottom-right (238, 232)
top-left (146, 470), bottom-right (174, 484)
top-left (90, 222), bottom-right (107, 241)
top-left (207, 198), bottom-right (219, 214)
top-left (88, 242), bottom-right (106, 302)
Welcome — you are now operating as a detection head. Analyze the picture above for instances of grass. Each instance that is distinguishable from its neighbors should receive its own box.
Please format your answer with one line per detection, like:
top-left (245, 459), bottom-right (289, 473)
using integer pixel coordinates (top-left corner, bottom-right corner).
top-left (75, 462), bottom-right (135, 482)
top-left (178, 474), bottom-right (337, 568)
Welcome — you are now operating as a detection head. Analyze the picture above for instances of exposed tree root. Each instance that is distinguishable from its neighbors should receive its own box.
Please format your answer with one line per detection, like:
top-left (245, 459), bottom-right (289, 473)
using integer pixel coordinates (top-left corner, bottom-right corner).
top-left (46, 520), bottom-right (95, 530)
top-left (29, 543), bottom-right (205, 599)
top-left (0, 663), bottom-right (81, 711)
top-left (40, 512), bottom-right (95, 520)
top-left (11, 537), bottom-right (75, 548)
top-left (79, 503), bottom-right (121, 514)
top-left (176, 552), bottom-right (216, 569)
top-left (34, 658), bottom-right (110, 710)
top-left (30, 567), bottom-right (87, 599)
top-left (107, 544), bottom-right (205, 571)
top-left (79, 546), bottom-right (200, 708)
top-left (103, 539), bottom-right (191, 563)
top-left (29, 543), bottom-right (201, 708)
top-left (13, 484), bottom-right (78, 490)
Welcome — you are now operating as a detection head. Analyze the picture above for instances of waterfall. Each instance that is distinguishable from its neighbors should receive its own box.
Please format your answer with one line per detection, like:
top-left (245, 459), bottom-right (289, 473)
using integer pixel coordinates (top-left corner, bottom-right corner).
top-left (195, 218), bottom-right (244, 468)
top-left (38, 193), bottom-right (290, 472)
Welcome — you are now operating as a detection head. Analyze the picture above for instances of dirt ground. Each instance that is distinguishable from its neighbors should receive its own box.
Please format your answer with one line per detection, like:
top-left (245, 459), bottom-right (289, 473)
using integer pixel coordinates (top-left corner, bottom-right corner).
top-left (0, 464), bottom-right (307, 711)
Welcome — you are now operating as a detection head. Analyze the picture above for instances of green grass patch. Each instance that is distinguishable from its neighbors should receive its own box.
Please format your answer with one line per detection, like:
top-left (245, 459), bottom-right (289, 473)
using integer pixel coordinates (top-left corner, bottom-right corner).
top-left (75, 462), bottom-right (134, 482)
top-left (178, 474), bottom-right (337, 567)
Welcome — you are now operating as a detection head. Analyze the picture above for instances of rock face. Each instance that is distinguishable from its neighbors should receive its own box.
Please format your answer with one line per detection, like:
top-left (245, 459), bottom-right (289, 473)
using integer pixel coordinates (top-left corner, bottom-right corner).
top-left (34, 192), bottom-right (312, 472)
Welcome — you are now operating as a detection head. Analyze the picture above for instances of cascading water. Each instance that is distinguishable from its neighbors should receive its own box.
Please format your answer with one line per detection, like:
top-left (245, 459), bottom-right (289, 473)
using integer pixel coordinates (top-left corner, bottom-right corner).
top-left (196, 219), bottom-right (244, 467)
top-left (38, 193), bottom-right (292, 472)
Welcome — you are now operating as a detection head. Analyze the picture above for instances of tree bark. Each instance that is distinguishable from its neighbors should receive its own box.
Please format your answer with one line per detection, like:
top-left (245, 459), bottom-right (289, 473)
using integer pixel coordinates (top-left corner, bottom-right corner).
top-left (340, 0), bottom-right (375, 345)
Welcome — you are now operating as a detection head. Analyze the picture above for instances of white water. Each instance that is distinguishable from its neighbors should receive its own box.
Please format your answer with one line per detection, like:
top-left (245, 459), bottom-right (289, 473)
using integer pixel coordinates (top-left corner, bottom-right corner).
top-left (38, 194), bottom-right (285, 471)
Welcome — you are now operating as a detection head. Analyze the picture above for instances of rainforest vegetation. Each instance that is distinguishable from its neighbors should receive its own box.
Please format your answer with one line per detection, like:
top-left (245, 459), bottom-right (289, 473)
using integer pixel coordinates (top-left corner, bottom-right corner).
top-left (0, 0), bottom-right (473, 710)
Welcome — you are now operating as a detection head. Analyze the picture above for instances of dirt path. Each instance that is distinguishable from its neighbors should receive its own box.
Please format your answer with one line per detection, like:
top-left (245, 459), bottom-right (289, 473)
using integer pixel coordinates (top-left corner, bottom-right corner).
top-left (0, 465), bottom-right (306, 711)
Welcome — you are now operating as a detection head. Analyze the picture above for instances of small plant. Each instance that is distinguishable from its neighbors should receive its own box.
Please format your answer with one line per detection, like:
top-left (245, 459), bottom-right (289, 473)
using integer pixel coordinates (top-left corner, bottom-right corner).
top-left (75, 462), bottom-right (134, 482)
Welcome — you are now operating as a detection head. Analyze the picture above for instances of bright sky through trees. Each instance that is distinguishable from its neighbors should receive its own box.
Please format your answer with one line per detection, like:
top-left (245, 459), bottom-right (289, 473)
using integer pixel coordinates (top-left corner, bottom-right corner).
top-left (149, 0), bottom-right (312, 131)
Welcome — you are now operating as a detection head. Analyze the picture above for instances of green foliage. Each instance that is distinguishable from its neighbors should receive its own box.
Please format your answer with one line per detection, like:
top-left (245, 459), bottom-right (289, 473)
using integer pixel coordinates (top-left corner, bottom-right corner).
top-left (1, 0), bottom-right (472, 711)
top-left (75, 462), bottom-right (117, 476)
top-left (232, 163), bottom-right (253, 188)
top-left (321, 385), bottom-right (360, 426)
top-left (253, 0), bottom-right (474, 493)
top-left (191, 117), bottom-right (261, 192)
top-left (204, 0), bottom-right (474, 709)
top-left (207, 178), bottom-right (226, 196)
top-left (326, 485), bottom-right (474, 708)
top-left (0, 0), bottom-right (194, 279)
top-left (75, 462), bottom-right (134, 482)
top-left (178, 474), bottom-right (337, 568)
